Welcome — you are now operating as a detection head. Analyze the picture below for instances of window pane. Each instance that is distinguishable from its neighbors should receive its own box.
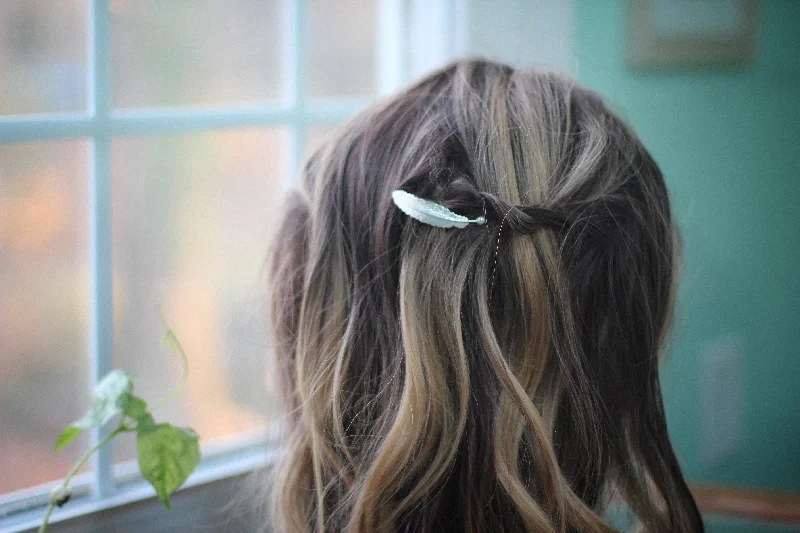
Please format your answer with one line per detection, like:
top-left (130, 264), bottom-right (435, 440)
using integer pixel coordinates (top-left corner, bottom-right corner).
top-left (308, 0), bottom-right (377, 99)
top-left (0, 1), bottom-right (88, 116)
top-left (303, 124), bottom-right (337, 162)
top-left (110, 129), bottom-right (288, 463)
top-left (111, 0), bottom-right (285, 109)
top-left (0, 140), bottom-right (91, 493)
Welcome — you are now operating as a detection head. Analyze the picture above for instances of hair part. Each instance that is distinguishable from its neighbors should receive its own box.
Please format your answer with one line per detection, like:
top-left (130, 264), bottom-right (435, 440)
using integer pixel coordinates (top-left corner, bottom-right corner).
top-left (266, 59), bottom-right (703, 533)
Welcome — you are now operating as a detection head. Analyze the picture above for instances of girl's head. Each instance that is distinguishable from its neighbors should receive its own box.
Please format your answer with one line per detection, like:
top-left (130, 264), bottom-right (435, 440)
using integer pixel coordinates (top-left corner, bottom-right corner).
top-left (267, 60), bottom-right (702, 532)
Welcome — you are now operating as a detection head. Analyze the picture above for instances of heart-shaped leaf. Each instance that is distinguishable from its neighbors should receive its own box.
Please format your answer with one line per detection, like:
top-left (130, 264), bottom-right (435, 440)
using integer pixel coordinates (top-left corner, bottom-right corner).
top-left (73, 369), bottom-right (133, 429)
top-left (136, 422), bottom-right (200, 509)
top-left (55, 427), bottom-right (81, 451)
top-left (119, 392), bottom-right (148, 421)
top-left (55, 370), bottom-right (133, 451)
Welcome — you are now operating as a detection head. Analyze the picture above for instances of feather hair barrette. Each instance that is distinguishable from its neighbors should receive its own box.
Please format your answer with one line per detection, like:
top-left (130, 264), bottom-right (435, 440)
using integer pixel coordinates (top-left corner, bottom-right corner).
top-left (391, 190), bottom-right (486, 229)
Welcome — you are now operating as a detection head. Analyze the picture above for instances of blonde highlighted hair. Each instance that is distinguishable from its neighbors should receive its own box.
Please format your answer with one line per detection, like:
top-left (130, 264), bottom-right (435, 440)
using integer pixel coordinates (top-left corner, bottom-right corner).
top-left (266, 60), bottom-right (703, 532)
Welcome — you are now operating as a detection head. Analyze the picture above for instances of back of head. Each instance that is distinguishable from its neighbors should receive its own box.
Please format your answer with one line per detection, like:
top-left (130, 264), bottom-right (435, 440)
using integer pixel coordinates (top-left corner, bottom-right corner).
top-left (267, 60), bottom-right (703, 533)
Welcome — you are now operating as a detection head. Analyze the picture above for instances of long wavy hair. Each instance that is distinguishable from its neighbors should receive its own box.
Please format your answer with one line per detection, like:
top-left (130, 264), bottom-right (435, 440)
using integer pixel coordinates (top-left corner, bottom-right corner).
top-left (265, 60), bottom-right (703, 533)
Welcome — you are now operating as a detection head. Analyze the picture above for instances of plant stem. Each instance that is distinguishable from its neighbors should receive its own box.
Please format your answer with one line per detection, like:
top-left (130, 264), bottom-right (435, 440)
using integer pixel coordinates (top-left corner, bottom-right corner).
top-left (39, 505), bottom-right (55, 533)
top-left (150, 307), bottom-right (189, 412)
top-left (39, 425), bottom-right (125, 533)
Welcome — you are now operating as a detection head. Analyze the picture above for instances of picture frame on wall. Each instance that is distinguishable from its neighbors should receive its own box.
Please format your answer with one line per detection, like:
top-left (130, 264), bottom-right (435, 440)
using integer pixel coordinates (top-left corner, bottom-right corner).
top-left (627, 0), bottom-right (757, 68)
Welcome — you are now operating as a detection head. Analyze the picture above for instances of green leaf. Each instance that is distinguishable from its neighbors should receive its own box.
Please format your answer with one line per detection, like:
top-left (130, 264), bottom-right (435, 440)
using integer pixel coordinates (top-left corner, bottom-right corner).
top-left (136, 422), bottom-right (200, 509)
top-left (71, 369), bottom-right (133, 429)
top-left (119, 392), bottom-right (149, 421)
top-left (56, 370), bottom-right (133, 449)
top-left (55, 426), bottom-right (81, 451)
top-left (137, 413), bottom-right (157, 431)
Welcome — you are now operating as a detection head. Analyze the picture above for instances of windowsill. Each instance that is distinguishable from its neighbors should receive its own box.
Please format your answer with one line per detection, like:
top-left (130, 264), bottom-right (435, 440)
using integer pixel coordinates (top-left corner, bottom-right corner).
top-left (0, 443), bottom-right (280, 533)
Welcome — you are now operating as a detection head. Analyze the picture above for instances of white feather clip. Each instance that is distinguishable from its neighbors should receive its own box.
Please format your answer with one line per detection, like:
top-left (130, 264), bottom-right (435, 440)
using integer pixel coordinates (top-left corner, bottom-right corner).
top-left (391, 190), bottom-right (486, 229)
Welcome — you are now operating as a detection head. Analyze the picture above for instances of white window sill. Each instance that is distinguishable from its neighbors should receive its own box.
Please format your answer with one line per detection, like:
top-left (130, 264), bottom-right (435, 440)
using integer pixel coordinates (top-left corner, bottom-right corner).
top-left (0, 442), bottom-right (280, 533)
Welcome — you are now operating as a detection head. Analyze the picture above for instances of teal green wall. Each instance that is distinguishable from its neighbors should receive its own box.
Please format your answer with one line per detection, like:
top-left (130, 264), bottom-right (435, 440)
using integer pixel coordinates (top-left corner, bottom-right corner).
top-left (574, 0), bottom-right (800, 500)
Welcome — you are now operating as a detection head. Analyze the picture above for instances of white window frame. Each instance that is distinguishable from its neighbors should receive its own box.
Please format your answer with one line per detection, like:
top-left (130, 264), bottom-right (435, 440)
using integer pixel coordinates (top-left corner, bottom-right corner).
top-left (0, 1), bottom-right (463, 531)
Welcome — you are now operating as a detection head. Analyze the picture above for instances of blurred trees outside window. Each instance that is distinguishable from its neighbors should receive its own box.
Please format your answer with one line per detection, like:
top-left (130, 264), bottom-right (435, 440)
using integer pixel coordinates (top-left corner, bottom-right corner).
top-left (0, 0), bottom-right (377, 499)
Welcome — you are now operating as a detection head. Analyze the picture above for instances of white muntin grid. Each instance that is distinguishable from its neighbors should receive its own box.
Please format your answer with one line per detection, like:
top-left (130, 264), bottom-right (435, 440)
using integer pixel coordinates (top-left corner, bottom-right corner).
top-left (0, 0), bottom-right (462, 525)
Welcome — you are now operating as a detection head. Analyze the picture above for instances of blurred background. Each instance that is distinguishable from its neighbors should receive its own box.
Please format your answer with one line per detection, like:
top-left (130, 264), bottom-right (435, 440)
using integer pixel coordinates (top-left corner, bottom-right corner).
top-left (0, 1), bottom-right (797, 532)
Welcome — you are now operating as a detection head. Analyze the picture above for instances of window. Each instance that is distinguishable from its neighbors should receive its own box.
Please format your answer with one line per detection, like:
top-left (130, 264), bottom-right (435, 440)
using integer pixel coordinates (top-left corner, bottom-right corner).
top-left (0, 1), bottom-right (465, 530)
top-left (0, 0), bottom-right (462, 529)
